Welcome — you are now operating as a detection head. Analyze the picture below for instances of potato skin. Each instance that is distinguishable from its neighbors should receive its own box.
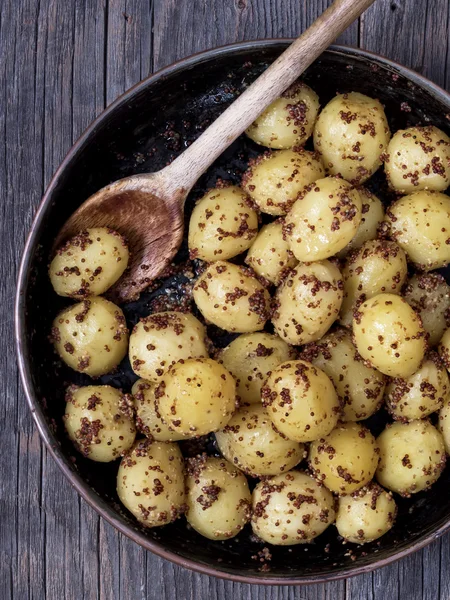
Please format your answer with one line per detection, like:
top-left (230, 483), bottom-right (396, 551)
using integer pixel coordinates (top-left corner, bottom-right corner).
top-left (245, 82), bottom-right (320, 149)
top-left (217, 332), bottom-right (295, 405)
top-left (64, 385), bottom-right (136, 462)
top-left (438, 400), bottom-right (450, 454)
top-left (376, 420), bottom-right (446, 496)
top-left (272, 260), bottom-right (343, 345)
top-left (215, 404), bottom-right (305, 477)
top-left (353, 293), bottom-right (427, 378)
top-left (438, 327), bottom-right (450, 372)
top-left (193, 261), bottom-right (271, 333)
top-left (52, 297), bottom-right (128, 377)
top-left (129, 311), bottom-right (208, 382)
top-left (384, 126), bottom-right (450, 194)
top-left (185, 456), bottom-right (251, 540)
top-left (49, 227), bottom-right (129, 298)
top-left (241, 148), bottom-right (324, 216)
top-left (385, 191), bottom-right (450, 270)
top-left (251, 471), bottom-right (336, 545)
top-left (117, 439), bottom-right (186, 527)
top-left (262, 360), bottom-right (340, 443)
top-left (188, 186), bottom-right (258, 261)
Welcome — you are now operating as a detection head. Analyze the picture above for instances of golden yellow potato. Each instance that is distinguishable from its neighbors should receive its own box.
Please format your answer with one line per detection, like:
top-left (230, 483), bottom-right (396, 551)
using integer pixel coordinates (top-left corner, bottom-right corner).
top-left (263, 360), bottom-right (340, 443)
top-left (185, 456), bottom-right (251, 540)
top-left (376, 420), bottom-right (446, 496)
top-left (156, 358), bottom-right (236, 437)
top-left (192, 261), bottom-right (271, 333)
top-left (245, 82), bottom-right (320, 149)
top-left (302, 327), bottom-right (386, 421)
top-left (309, 422), bottom-right (379, 494)
top-left (52, 297), bottom-right (128, 377)
top-left (339, 240), bottom-right (408, 327)
top-left (117, 439), bottom-right (186, 527)
top-left (64, 385), bottom-right (136, 462)
top-left (438, 327), bottom-right (450, 371)
top-left (438, 400), bottom-right (450, 454)
top-left (188, 186), bottom-right (258, 261)
top-left (241, 148), bottom-right (325, 216)
top-left (336, 483), bottom-right (397, 544)
top-left (245, 220), bottom-right (298, 285)
top-left (384, 126), bottom-right (450, 193)
top-left (129, 311), bottom-right (207, 382)
top-left (284, 177), bottom-right (362, 262)
top-left (337, 188), bottom-right (385, 257)
top-left (385, 191), bottom-right (450, 270)
top-left (272, 260), bottom-right (343, 345)
top-left (313, 92), bottom-right (391, 184)
top-left (217, 332), bottom-right (295, 405)
top-left (353, 293), bottom-right (427, 378)
top-left (215, 404), bottom-right (305, 477)
top-left (251, 471), bottom-right (335, 545)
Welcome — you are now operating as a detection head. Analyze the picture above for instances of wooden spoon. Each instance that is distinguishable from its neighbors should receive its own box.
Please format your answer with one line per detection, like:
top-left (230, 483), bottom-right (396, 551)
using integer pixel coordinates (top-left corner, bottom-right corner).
top-left (55, 0), bottom-right (375, 303)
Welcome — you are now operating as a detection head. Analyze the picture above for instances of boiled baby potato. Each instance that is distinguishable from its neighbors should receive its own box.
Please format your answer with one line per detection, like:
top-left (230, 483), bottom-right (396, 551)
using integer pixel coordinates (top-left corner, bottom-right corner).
top-left (241, 148), bottom-right (324, 216)
top-left (262, 360), bottom-right (340, 443)
top-left (309, 422), bottom-right (379, 495)
top-left (385, 352), bottom-right (449, 421)
top-left (337, 188), bottom-right (385, 257)
top-left (376, 420), bottom-right (446, 496)
top-left (64, 385), bottom-right (136, 462)
top-left (49, 227), bottom-right (129, 299)
top-left (284, 177), bottom-right (362, 262)
top-left (193, 261), bottom-right (271, 333)
top-left (385, 191), bottom-right (450, 270)
top-left (156, 358), bottom-right (236, 437)
top-left (251, 471), bottom-right (335, 545)
top-left (185, 456), bottom-right (251, 540)
top-left (129, 311), bottom-right (207, 382)
top-left (188, 185), bottom-right (258, 261)
top-left (215, 404), bottom-right (305, 477)
top-left (302, 327), bottom-right (386, 421)
top-left (438, 401), bottom-right (450, 454)
top-left (117, 439), bottom-right (186, 527)
top-left (353, 293), bottom-right (427, 378)
top-left (336, 483), bottom-right (396, 544)
top-left (313, 91), bottom-right (391, 185)
top-left (384, 126), bottom-right (450, 194)
top-left (52, 297), bottom-right (128, 377)
top-left (217, 332), bottom-right (295, 405)
top-left (131, 379), bottom-right (186, 442)
top-left (438, 327), bottom-right (450, 371)
top-left (403, 273), bottom-right (450, 347)
top-left (245, 220), bottom-right (298, 285)
top-left (339, 240), bottom-right (408, 327)
top-left (245, 81), bottom-right (320, 149)
top-left (272, 260), bottom-right (343, 345)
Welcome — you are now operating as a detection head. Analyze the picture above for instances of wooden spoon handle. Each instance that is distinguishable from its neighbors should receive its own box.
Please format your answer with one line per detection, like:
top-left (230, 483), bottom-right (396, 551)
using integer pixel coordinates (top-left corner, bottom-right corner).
top-left (163, 0), bottom-right (375, 196)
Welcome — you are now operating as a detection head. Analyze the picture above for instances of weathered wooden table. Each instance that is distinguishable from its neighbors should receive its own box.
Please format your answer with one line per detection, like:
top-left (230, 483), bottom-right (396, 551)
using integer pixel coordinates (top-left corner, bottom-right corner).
top-left (3, 1), bottom-right (450, 598)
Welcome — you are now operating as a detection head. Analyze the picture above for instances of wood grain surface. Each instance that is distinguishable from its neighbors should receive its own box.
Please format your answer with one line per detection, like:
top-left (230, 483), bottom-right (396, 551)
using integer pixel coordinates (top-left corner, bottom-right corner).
top-left (2, 1), bottom-right (450, 599)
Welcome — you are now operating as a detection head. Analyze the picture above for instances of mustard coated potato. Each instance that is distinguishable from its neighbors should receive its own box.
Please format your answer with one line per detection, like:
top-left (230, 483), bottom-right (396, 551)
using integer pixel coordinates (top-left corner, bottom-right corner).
top-left (353, 294), bottom-right (427, 378)
top-left (263, 360), bottom-right (340, 442)
top-left (385, 191), bottom-right (450, 270)
top-left (64, 385), bottom-right (136, 462)
top-left (309, 422), bottom-right (379, 494)
top-left (376, 420), bottom-right (446, 496)
top-left (217, 332), bottom-right (295, 405)
top-left (241, 148), bottom-right (325, 216)
top-left (438, 400), bottom-right (450, 454)
top-left (438, 327), bottom-right (450, 371)
top-left (272, 260), bottom-right (343, 345)
top-left (245, 82), bottom-right (320, 149)
top-left (185, 456), bottom-right (251, 540)
top-left (251, 471), bottom-right (336, 545)
top-left (215, 404), bottom-right (305, 477)
top-left (52, 297), bottom-right (128, 377)
top-left (284, 177), bottom-right (362, 262)
top-left (313, 92), bottom-right (391, 185)
top-left (384, 126), bottom-right (450, 194)
top-left (193, 261), bottom-right (271, 333)
top-left (117, 439), bottom-right (186, 527)
top-left (129, 311), bottom-right (208, 382)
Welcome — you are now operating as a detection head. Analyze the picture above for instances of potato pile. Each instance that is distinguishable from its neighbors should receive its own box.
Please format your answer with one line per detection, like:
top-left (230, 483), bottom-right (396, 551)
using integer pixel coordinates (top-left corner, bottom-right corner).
top-left (49, 82), bottom-right (450, 550)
